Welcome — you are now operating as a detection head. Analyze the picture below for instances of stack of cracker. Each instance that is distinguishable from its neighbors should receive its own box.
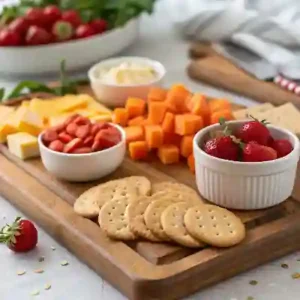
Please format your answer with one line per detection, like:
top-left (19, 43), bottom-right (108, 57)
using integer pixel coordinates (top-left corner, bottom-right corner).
top-left (233, 102), bottom-right (300, 137)
top-left (74, 177), bottom-right (246, 248)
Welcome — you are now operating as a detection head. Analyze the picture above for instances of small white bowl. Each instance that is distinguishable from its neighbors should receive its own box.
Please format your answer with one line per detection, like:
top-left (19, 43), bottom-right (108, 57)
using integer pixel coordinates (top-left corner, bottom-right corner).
top-left (193, 120), bottom-right (300, 210)
top-left (88, 56), bottom-right (166, 107)
top-left (38, 124), bottom-right (126, 182)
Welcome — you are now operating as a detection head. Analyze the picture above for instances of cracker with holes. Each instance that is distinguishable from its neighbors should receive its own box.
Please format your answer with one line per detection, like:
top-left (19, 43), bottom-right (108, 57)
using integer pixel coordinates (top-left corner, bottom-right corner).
top-left (98, 197), bottom-right (136, 240)
top-left (152, 181), bottom-right (204, 204)
top-left (184, 205), bottom-right (245, 247)
top-left (161, 202), bottom-right (205, 248)
top-left (74, 176), bottom-right (149, 218)
top-left (127, 192), bottom-right (171, 242)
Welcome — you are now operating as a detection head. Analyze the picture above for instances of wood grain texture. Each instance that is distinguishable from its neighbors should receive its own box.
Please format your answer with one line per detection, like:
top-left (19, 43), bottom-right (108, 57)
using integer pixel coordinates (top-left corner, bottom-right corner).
top-left (187, 43), bottom-right (300, 108)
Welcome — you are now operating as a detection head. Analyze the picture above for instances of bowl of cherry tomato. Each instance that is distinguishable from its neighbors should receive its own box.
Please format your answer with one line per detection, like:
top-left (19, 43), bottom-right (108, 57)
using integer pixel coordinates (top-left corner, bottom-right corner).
top-left (38, 114), bottom-right (126, 182)
top-left (0, 4), bottom-right (140, 75)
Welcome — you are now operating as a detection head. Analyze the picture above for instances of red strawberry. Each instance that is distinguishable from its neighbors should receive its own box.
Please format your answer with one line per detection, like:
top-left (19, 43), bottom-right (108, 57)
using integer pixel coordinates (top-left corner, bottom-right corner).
top-left (0, 217), bottom-right (38, 252)
top-left (237, 118), bottom-right (271, 146)
top-left (243, 141), bottom-right (277, 162)
top-left (271, 139), bottom-right (293, 158)
top-left (204, 136), bottom-right (239, 161)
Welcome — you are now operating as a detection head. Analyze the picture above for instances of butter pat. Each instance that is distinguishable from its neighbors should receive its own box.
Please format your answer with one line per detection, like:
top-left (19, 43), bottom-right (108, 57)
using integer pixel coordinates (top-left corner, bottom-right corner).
top-left (7, 132), bottom-right (40, 160)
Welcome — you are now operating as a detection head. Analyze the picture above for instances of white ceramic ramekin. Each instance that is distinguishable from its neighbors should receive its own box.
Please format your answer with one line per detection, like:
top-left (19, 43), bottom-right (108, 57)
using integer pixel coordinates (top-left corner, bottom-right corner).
top-left (193, 120), bottom-right (300, 210)
top-left (88, 56), bottom-right (166, 107)
top-left (38, 124), bottom-right (126, 182)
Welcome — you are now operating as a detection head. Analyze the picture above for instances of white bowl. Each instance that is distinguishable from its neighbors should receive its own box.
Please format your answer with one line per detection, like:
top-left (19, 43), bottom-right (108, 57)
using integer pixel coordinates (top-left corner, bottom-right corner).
top-left (193, 120), bottom-right (300, 210)
top-left (0, 19), bottom-right (139, 76)
top-left (38, 124), bottom-right (126, 182)
top-left (88, 56), bottom-right (166, 107)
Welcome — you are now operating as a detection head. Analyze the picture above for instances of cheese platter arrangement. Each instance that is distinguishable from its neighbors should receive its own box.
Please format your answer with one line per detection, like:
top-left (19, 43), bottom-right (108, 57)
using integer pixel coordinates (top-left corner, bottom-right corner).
top-left (1, 57), bottom-right (300, 300)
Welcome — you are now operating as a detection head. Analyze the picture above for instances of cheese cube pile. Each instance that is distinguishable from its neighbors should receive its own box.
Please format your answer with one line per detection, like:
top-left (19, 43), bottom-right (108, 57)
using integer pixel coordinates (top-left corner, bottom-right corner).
top-left (0, 94), bottom-right (112, 160)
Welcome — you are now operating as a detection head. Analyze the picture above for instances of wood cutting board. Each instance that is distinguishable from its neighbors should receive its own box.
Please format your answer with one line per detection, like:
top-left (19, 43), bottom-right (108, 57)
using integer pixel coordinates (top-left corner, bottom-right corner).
top-left (187, 42), bottom-right (300, 108)
top-left (1, 87), bottom-right (300, 299)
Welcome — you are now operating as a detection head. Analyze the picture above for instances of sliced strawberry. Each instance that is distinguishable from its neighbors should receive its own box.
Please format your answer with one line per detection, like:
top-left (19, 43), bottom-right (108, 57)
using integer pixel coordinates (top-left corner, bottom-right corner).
top-left (64, 138), bottom-right (83, 153)
top-left (48, 140), bottom-right (64, 152)
top-left (75, 124), bottom-right (90, 139)
top-left (58, 132), bottom-right (72, 143)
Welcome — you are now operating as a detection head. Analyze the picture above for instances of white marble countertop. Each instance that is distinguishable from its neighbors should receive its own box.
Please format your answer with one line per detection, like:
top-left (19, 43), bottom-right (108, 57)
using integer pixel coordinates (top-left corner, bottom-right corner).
top-left (1, 1), bottom-right (300, 300)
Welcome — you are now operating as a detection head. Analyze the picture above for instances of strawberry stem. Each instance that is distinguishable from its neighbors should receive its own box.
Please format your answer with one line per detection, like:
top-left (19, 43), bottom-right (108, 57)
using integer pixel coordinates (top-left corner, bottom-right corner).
top-left (0, 216), bottom-right (21, 245)
top-left (249, 115), bottom-right (270, 126)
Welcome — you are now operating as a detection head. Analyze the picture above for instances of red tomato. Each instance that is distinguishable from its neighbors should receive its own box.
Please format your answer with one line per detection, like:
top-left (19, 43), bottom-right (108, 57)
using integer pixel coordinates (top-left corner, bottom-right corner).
top-left (61, 10), bottom-right (81, 28)
top-left (25, 8), bottom-right (47, 28)
top-left (25, 26), bottom-right (52, 46)
top-left (49, 140), bottom-right (64, 152)
top-left (43, 5), bottom-right (61, 27)
top-left (75, 24), bottom-right (96, 39)
top-left (8, 17), bottom-right (30, 35)
top-left (95, 129), bottom-right (120, 149)
top-left (0, 29), bottom-right (20, 46)
top-left (89, 19), bottom-right (107, 34)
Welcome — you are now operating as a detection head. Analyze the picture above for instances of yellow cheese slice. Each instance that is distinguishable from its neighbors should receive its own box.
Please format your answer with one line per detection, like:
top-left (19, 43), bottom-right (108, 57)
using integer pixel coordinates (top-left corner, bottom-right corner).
top-left (74, 108), bottom-right (98, 118)
top-left (7, 132), bottom-right (40, 160)
top-left (21, 101), bottom-right (30, 107)
top-left (0, 105), bottom-right (15, 122)
top-left (29, 98), bottom-right (60, 120)
top-left (90, 114), bottom-right (112, 123)
top-left (86, 99), bottom-right (112, 114)
top-left (48, 113), bottom-right (71, 127)
top-left (55, 95), bottom-right (89, 113)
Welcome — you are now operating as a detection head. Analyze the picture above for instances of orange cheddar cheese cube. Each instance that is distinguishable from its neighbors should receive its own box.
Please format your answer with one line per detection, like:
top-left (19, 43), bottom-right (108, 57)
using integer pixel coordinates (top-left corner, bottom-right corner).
top-left (112, 108), bottom-right (128, 127)
top-left (148, 101), bottom-right (167, 125)
top-left (148, 87), bottom-right (167, 102)
top-left (209, 99), bottom-right (231, 113)
top-left (128, 116), bottom-right (146, 126)
top-left (175, 114), bottom-right (203, 136)
top-left (158, 144), bottom-right (179, 165)
top-left (187, 93), bottom-right (210, 125)
top-left (187, 154), bottom-right (195, 173)
top-left (124, 126), bottom-right (144, 143)
top-left (145, 125), bottom-right (163, 149)
top-left (210, 109), bottom-right (234, 125)
top-left (180, 135), bottom-right (194, 158)
top-left (129, 141), bottom-right (148, 160)
top-left (126, 97), bottom-right (146, 118)
top-left (163, 132), bottom-right (182, 146)
top-left (161, 112), bottom-right (175, 133)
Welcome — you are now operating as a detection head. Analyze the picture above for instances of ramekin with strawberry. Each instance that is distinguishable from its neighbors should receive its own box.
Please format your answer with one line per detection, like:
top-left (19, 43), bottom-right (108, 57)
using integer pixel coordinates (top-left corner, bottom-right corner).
top-left (193, 119), bottom-right (300, 210)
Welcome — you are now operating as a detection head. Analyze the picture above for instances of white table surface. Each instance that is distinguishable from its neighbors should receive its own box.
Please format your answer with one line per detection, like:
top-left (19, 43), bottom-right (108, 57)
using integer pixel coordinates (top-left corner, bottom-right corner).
top-left (1, 1), bottom-right (300, 299)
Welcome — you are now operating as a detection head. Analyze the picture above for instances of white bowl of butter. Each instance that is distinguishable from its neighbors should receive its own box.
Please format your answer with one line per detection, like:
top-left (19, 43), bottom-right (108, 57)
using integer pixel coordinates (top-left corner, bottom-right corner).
top-left (88, 56), bottom-right (166, 107)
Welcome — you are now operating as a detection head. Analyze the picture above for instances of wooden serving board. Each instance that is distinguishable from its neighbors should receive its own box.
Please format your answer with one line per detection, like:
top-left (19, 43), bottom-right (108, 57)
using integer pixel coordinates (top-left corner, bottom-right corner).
top-left (2, 88), bottom-right (300, 299)
top-left (187, 42), bottom-right (300, 108)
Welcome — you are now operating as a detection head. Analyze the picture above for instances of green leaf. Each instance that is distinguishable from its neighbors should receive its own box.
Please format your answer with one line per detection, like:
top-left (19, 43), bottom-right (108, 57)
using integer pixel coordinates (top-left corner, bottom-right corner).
top-left (6, 81), bottom-right (53, 100)
top-left (0, 88), bottom-right (5, 102)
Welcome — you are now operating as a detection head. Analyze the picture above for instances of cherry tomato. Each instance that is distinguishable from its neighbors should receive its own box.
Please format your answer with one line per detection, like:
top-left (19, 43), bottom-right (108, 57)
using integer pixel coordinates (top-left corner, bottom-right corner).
top-left (8, 17), bottom-right (30, 35)
top-left (25, 26), bottom-right (52, 46)
top-left (43, 5), bottom-right (61, 27)
top-left (61, 10), bottom-right (81, 28)
top-left (75, 24), bottom-right (96, 39)
top-left (0, 29), bottom-right (21, 46)
top-left (25, 7), bottom-right (47, 28)
top-left (89, 19), bottom-right (107, 34)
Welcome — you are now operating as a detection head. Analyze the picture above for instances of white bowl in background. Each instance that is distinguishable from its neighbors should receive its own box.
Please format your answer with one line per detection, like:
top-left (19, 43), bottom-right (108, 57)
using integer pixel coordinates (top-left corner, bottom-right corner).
top-left (0, 19), bottom-right (139, 76)
top-left (88, 56), bottom-right (166, 107)
top-left (38, 124), bottom-right (126, 182)
top-left (193, 120), bottom-right (300, 210)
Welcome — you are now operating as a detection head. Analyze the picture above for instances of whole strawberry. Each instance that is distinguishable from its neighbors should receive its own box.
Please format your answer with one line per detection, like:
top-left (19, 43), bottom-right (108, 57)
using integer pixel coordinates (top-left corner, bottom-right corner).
top-left (0, 217), bottom-right (38, 252)
top-left (204, 136), bottom-right (239, 161)
top-left (243, 141), bottom-right (277, 162)
top-left (237, 118), bottom-right (271, 146)
top-left (271, 139), bottom-right (293, 158)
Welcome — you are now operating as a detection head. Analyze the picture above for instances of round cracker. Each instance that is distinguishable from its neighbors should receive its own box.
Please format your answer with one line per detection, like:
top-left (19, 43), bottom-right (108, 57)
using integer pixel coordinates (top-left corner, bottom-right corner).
top-left (144, 198), bottom-right (183, 241)
top-left (161, 202), bottom-right (205, 248)
top-left (99, 197), bottom-right (136, 241)
top-left (74, 178), bottom-right (139, 218)
top-left (152, 181), bottom-right (203, 204)
top-left (184, 205), bottom-right (246, 247)
top-left (127, 197), bottom-right (162, 242)
top-left (126, 176), bottom-right (151, 197)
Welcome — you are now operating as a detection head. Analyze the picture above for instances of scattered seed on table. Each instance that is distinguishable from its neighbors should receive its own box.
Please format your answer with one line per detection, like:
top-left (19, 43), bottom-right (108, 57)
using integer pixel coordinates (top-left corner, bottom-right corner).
top-left (51, 246), bottom-right (56, 251)
top-left (281, 263), bottom-right (289, 269)
top-left (249, 280), bottom-right (258, 286)
top-left (34, 269), bottom-right (44, 274)
top-left (30, 289), bottom-right (39, 296)
top-left (60, 260), bottom-right (69, 266)
top-left (17, 270), bottom-right (26, 276)
top-left (38, 256), bottom-right (45, 262)
top-left (44, 283), bottom-right (51, 290)
top-left (292, 272), bottom-right (300, 279)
